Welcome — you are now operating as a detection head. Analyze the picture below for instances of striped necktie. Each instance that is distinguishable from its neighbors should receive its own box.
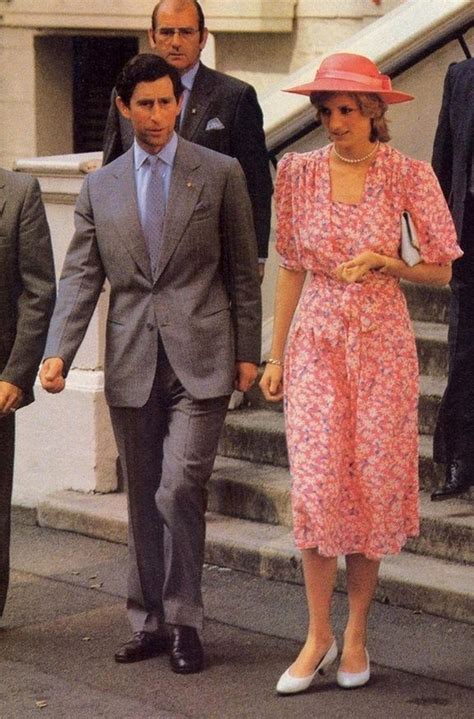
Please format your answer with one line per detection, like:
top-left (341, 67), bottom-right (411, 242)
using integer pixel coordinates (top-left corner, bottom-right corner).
top-left (142, 155), bottom-right (166, 273)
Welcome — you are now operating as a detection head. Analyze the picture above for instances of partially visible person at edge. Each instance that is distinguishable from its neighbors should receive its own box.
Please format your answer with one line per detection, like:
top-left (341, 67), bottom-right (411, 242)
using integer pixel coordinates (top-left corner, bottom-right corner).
top-left (40, 54), bottom-right (261, 674)
top-left (102, 0), bottom-right (272, 279)
top-left (259, 53), bottom-right (461, 695)
top-left (0, 168), bottom-right (56, 620)
top-left (431, 57), bottom-right (474, 501)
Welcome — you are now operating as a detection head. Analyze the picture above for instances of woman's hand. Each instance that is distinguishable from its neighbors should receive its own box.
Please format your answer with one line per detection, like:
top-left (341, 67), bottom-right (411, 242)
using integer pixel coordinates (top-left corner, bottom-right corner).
top-left (259, 363), bottom-right (284, 402)
top-left (336, 251), bottom-right (385, 283)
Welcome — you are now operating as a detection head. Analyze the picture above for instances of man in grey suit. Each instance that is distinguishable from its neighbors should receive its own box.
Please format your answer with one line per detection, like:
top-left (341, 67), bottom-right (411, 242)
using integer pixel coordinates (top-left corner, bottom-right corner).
top-left (0, 168), bottom-right (56, 618)
top-left (102, 0), bottom-right (272, 274)
top-left (40, 54), bottom-right (261, 673)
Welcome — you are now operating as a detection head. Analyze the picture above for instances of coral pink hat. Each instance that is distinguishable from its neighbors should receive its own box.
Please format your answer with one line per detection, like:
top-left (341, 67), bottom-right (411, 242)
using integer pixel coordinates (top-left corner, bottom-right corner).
top-left (285, 53), bottom-right (414, 104)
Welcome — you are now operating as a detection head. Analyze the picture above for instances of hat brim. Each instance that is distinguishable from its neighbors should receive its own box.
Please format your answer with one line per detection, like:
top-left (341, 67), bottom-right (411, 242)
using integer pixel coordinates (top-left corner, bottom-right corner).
top-left (284, 79), bottom-right (414, 104)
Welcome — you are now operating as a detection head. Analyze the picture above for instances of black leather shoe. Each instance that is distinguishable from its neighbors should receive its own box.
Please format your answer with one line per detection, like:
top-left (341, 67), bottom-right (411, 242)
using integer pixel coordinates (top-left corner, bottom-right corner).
top-left (431, 460), bottom-right (472, 501)
top-left (114, 631), bottom-right (168, 663)
top-left (169, 625), bottom-right (204, 674)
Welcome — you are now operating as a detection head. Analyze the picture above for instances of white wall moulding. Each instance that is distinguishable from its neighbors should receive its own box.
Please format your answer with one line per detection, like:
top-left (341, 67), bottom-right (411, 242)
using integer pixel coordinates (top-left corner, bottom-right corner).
top-left (297, 0), bottom-right (401, 18)
top-left (0, 0), bottom-right (296, 32)
top-left (0, 2), bottom-right (153, 31)
top-left (203, 0), bottom-right (296, 32)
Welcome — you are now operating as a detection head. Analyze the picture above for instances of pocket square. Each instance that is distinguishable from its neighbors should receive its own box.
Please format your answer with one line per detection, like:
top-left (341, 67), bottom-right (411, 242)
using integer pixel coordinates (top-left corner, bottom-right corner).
top-left (205, 117), bottom-right (225, 131)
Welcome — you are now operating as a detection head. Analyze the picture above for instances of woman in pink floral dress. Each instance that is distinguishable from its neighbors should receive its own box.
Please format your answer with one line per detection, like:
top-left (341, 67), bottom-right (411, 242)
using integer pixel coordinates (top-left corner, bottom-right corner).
top-left (260, 54), bottom-right (461, 694)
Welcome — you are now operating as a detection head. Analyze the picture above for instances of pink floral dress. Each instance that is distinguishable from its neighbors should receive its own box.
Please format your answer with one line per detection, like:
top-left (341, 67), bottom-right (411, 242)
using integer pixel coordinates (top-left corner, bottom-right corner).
top-left (276, 143), bottom-right (462, 560)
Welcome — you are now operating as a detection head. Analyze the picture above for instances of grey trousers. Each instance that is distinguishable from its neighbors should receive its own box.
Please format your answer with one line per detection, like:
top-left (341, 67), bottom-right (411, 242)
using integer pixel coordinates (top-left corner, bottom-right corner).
top-left (110, 343), bottom-right (229, 632)
top-left (0, 414), bottom-right (14, 617)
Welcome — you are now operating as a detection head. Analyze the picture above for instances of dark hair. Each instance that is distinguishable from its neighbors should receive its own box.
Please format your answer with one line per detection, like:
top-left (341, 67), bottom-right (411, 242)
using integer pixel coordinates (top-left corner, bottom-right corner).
top-left (310, 91), bottom-right (390, 143)
top-left (116, 54), bottom-right (183, 106)
top-left (151, 0), bottom-right (205, 35)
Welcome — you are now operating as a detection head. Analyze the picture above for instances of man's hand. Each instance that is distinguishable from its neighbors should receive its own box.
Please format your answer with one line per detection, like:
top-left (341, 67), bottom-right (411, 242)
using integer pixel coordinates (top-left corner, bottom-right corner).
top-left (335, 251), bottom-right (385, 284)
top-left (234, 361), bottom-right (258, 392)
top-left (0, 381), bottom-right (23, 418)
top-left (259, 364), bottom-right (284, 402)
top-left (40, 358), bottom-right (66, 394)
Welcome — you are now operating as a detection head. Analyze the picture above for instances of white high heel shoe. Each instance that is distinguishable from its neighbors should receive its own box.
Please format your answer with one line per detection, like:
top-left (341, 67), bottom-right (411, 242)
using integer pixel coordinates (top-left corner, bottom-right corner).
top-left (336, 649), bottom-right (370, 689)
top-left (276, 639), bottom-right (338, 695)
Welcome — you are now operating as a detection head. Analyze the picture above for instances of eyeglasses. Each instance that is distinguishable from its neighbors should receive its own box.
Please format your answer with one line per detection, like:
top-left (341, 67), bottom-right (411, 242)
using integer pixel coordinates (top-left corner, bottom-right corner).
top-left (155, 27), bottom-right (200, 40)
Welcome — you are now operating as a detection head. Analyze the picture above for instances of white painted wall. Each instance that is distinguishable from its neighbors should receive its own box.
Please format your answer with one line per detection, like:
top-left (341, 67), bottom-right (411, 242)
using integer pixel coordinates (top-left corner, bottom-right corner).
top-left (0, 29), bottom-right (37, 169)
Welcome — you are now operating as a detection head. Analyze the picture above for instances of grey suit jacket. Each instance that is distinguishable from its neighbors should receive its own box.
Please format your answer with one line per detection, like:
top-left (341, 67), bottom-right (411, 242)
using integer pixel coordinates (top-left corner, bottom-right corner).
top-left (432, 58), bottom-right (474, 239)
top-left (0, 169), bottom-right (56, 406)
top-left (44, 138), bottom-right (261, 407)
top-left (102, 62), bottom-right (273, 258)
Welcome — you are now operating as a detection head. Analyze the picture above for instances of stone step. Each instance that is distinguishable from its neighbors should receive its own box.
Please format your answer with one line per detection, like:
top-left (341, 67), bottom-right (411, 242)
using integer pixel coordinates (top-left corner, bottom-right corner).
top-left (36, 491), bottom-right (474, 625)
top-left (210, 456), bottom-right (291, 527)
top-left (418, 374), bottom-right (446, 435)
top-left (402, 281), bottom-right (451, 324)
top-left (219, 409), bottom-right (449, 491)
top-left (210, 456), bottom-right (474, 565)
top-left (204, 514), bottom-right (474, 625)
top-left (413, 320), bottom-right (449, 376)
top-left (245, 374), bottom-right (446, 435)
top-left (220, 408), bottom-right (289, 467)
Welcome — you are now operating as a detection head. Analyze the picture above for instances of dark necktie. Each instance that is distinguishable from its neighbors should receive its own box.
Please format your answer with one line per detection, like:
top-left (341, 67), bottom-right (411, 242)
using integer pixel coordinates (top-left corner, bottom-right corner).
top-left (142, 155), bottom-right (166, 273)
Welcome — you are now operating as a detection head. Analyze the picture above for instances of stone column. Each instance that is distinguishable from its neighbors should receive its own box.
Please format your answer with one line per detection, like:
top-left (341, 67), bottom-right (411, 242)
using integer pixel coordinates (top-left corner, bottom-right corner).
top-left (0, 28), bottom-right (36, 169)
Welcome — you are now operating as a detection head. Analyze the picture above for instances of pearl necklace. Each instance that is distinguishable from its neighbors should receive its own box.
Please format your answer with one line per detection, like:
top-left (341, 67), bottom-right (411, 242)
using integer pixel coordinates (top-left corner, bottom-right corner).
top-left (333, 141), bottom-right (379, 164)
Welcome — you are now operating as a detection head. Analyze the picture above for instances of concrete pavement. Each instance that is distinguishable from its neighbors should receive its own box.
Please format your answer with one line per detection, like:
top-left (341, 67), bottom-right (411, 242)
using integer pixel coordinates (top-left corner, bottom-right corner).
top-left (1, 508), bottom-right (473, 719)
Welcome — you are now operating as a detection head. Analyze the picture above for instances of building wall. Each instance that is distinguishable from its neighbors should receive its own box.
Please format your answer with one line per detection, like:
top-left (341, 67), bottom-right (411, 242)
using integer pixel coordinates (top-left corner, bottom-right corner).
top-left (216, 2), bottom-right (402, 93)
top-left (35, 36), bottom-right (74, 157)
top-left (0, 29), bottom-right (37, 168)
top-left (0, 0), bottom-right (402, 167)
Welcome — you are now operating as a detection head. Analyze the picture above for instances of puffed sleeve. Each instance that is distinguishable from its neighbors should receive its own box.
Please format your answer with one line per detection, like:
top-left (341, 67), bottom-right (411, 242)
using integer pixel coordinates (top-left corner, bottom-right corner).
top-left (275, 153), bottom-right (305, 271)
top-left (404, 158), bottom-right (462, 264)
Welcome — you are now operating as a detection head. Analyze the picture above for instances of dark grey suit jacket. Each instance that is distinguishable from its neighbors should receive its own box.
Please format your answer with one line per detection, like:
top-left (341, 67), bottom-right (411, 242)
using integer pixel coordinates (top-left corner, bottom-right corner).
top-left (44, 137), bottom-right (261, 406)
top-left (0, 169), bottom-right (56, 406)
top-left (102, 62), bottom-right (273, 258)
top-left (432, 58), bottom-right (474, 239)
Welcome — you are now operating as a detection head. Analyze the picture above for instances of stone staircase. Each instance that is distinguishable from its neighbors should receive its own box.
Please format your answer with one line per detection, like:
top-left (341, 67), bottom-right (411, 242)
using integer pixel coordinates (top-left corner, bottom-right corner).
top-left (205, 281), bottom-right (473, 623)
top-left (37, 282), bottom-right (474, 625)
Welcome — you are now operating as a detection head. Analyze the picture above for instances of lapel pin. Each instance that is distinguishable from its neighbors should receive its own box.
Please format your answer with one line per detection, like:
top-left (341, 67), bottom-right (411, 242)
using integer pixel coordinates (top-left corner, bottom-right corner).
top-left (187, 181), bottom-right (193, 188)
top-left (191, 108), bottom-right (197, 114)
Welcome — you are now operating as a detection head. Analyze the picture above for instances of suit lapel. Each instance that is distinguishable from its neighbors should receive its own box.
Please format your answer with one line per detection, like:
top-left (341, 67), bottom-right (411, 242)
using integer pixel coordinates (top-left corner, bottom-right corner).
top-left (154, 139), bottom-right (203, 282)
top-left (180, 64), bottom-right (215, 141)
top-left (110, 149), bottom-right (153, 282)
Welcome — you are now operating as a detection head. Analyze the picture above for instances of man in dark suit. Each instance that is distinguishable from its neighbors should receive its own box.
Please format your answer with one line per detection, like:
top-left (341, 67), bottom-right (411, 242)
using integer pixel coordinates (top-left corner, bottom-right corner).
top-left (0, 169), bottom-right (56, 617)
top-left (40, 54), bottom-right (261, 673)
top-left (432, 57), bottom-right (474, 500)
top-left (102, 0), bottom-right (272, 275)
